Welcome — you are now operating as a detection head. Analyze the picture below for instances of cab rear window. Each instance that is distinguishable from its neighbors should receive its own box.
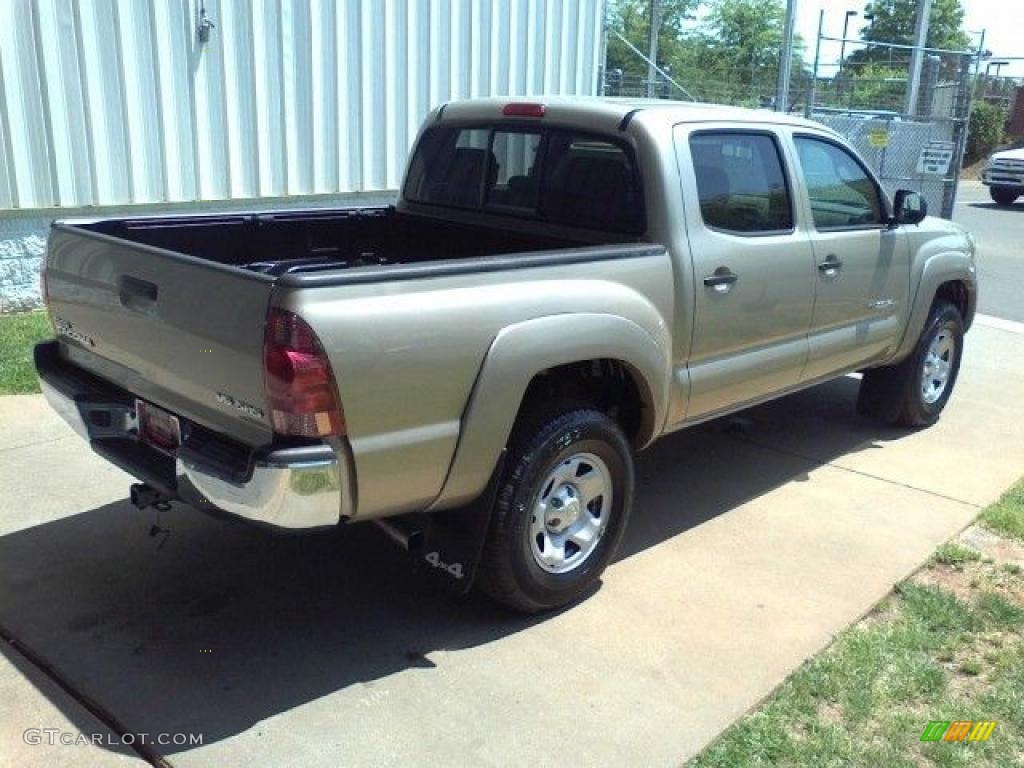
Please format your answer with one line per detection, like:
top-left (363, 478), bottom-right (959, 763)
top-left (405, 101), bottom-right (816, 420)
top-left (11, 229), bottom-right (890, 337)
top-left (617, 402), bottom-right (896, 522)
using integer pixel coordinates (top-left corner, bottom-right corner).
top-left (404, 125), bottom-right (645, 234)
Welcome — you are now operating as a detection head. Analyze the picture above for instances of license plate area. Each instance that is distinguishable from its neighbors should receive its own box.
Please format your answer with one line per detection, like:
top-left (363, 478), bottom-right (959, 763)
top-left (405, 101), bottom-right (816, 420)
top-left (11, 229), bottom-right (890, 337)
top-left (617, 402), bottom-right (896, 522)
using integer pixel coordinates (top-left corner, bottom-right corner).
top-left (135, 399), bottom-right (181, 454)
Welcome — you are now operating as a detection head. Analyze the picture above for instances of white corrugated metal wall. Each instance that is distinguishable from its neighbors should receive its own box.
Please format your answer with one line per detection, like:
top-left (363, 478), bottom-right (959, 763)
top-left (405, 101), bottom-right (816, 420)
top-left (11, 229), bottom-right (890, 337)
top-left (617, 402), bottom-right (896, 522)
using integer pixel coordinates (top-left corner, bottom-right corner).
top-left (0, 0), bottom-right (605, 210)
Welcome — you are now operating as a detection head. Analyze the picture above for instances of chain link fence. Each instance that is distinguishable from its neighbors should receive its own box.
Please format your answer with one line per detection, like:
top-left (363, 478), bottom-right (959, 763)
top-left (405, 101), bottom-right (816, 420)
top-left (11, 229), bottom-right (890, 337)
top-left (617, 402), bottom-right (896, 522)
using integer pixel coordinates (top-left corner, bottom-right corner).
top-left (807, 40), bottom-right (977, 219)
top-left (602, 33), bottom-right (980, 220)
top-left (812, 114), bottom-right (957, 218)
top-left (603, 70), bottom-right (778, 108)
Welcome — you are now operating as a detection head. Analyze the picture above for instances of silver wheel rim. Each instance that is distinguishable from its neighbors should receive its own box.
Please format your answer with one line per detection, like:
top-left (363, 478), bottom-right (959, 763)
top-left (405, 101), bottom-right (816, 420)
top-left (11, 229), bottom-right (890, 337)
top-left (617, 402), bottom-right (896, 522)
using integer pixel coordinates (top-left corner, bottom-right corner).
top-left (529, 452), bottom-right (612, 574)
top-left (921, 329), bottom-right (955, 405)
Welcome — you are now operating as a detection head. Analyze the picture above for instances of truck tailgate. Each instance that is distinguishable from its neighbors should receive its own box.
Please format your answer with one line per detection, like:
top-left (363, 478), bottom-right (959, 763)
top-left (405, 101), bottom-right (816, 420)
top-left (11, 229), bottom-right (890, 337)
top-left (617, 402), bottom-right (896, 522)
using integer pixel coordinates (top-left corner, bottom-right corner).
top-left (45, 223), bottom-right (275, 447)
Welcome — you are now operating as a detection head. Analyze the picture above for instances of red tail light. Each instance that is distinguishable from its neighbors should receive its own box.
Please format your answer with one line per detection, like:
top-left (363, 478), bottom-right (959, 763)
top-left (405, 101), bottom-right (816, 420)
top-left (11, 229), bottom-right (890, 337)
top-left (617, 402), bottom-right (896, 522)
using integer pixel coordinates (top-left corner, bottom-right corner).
top-left (502, 102), bottom-right (546, 118)
top-left (263, 308), bottom-right (345, 438)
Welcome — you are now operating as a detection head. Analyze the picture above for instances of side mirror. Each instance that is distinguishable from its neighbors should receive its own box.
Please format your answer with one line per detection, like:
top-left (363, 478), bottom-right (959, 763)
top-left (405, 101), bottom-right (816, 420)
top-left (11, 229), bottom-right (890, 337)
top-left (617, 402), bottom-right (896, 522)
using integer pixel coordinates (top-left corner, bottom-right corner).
top-left (892, 189), bottom-right (927, 226)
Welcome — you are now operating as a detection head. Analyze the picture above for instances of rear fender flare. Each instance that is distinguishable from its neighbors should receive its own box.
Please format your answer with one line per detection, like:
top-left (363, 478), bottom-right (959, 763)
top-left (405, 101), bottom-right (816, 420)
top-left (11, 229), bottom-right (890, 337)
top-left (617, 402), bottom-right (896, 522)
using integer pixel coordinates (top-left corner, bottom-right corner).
top-left (428, 312), bottom-right (671, 512)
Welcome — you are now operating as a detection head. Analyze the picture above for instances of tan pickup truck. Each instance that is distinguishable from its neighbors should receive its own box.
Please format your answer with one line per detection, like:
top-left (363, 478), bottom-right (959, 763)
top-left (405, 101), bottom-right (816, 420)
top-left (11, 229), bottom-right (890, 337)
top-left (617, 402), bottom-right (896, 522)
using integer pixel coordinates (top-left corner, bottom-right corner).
top-left (36, 97), bottom-right (977, 612)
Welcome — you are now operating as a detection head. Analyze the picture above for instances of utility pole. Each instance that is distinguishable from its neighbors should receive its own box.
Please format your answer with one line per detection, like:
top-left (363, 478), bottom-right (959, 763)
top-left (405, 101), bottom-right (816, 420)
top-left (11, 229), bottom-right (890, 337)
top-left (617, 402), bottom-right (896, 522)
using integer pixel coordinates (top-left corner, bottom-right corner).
top-left (806, 8), bottom-right (824, 118)
top-left (838, 10), bottom-right (857, 106)
top-left (904, 0), bottom-right (933, 116)
top-left (775, 0), bottom-right (798, 111)
top-left (647, 0), bottom-right (663, 98)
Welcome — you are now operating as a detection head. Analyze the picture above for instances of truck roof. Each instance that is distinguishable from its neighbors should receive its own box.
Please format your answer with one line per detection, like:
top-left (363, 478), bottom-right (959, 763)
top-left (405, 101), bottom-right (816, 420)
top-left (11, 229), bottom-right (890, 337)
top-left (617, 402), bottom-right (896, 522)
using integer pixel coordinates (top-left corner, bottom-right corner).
top-left (436, 96), bottom-right (834, 137)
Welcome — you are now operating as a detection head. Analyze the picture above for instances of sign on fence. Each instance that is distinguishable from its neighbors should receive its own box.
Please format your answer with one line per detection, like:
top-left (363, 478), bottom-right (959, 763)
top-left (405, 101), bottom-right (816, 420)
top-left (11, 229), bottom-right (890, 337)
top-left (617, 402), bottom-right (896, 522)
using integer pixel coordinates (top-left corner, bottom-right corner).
top-left (916, 141), bottom-right (956, 175)
top-left (867, 128), bottom-right (890, 148)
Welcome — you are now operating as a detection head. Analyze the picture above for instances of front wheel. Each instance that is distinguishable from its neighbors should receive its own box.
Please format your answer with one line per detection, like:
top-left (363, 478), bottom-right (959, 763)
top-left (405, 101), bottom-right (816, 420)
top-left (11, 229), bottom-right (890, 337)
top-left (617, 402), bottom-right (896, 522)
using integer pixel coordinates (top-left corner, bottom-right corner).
top-left (990, 187), bottom-right (1020, 206)
top-left (476, 404), bottom-right (634, 613)
top-left (858, 301), bottom-right (964, 427)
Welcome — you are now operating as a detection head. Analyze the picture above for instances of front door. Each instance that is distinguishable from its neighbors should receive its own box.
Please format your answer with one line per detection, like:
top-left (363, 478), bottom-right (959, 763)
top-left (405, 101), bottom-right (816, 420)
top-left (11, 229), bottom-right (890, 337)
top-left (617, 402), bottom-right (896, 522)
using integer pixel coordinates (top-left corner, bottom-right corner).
top-left (675, 126), bottom-right (817, 420)
top-left (789, 134), bottom-right (911, 381)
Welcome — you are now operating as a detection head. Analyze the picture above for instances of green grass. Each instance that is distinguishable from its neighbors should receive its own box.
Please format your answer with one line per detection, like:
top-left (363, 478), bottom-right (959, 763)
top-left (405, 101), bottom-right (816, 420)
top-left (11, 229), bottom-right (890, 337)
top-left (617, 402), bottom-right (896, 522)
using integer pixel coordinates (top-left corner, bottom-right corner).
top-left (0, 311), bottom-right (51, 394)
top-left (979, 481), bottom-right (1024, 542)
top-left (690, 480), bottom-right (1024, 768)
top-left (931, 542), bottom-right (982, 568)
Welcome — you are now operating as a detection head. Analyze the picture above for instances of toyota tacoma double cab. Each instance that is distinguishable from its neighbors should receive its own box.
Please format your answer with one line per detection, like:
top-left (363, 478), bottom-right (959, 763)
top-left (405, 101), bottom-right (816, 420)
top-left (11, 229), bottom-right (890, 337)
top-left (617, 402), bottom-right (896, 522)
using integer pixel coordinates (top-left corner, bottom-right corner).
top-left (36, 98), bottom-right (977, 612)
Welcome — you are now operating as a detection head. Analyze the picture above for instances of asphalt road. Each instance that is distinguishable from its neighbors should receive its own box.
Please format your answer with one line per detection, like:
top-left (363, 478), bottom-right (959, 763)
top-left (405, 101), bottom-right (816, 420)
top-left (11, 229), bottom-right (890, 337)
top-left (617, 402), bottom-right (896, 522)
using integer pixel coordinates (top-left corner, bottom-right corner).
top-left (954, 181), bottom-right (1024, 323)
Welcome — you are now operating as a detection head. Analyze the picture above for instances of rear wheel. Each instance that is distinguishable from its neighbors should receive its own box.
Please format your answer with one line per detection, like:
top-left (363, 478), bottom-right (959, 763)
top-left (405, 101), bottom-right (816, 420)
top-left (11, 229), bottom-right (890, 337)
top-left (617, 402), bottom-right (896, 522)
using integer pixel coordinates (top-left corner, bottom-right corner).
top-left (476, 404), bottom-right (634, 613)
top-left (857, 301), bottom-right (964, 427)
top-left (990, 187), bottom-right (1020, 206)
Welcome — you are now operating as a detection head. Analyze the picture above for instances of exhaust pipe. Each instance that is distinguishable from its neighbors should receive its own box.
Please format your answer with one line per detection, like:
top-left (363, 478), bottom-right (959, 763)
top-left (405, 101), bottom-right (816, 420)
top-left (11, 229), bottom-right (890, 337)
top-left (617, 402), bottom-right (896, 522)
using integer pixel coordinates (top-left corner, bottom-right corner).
top-left (373, 517), bottom-right (425, 551)
top-left (130, 483), bottom-right (172, 511)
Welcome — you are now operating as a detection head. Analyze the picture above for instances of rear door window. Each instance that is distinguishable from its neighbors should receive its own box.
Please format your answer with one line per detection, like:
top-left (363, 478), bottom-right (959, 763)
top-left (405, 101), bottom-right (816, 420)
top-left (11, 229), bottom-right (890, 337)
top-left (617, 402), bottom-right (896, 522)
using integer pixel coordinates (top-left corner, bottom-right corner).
top-left (689, 132), bottom-right (793, 234)
top-left (404, 125), bottom-right (644, 234)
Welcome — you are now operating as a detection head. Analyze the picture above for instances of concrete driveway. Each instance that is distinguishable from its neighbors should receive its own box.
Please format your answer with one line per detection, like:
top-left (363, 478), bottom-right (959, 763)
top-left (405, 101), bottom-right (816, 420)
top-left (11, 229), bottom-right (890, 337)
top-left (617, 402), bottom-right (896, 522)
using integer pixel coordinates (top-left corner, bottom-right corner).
top-left (2, 318), bottom-right (1023, 768)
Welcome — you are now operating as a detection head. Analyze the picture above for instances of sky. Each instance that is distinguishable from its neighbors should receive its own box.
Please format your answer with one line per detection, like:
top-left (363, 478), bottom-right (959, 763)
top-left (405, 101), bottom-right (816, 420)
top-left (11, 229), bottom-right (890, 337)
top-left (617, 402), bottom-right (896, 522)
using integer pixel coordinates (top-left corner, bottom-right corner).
top-left (795, 0), bottom-right (1024, 77)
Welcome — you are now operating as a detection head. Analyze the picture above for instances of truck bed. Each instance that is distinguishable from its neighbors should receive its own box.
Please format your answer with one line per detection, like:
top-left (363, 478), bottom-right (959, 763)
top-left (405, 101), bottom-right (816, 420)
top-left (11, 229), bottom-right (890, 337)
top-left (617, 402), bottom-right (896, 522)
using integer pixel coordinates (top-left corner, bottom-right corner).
top-left (44, 205), bottom-right (651, 453)
top-left (80, 206), bottom-right (590, 277)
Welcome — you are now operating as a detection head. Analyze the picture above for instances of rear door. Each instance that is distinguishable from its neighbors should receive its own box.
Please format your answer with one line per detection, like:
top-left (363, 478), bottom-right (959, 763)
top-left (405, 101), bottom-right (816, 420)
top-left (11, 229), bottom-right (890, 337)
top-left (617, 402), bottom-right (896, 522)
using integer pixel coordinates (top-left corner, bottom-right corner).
top-left (788, 133), bottom-right (911, 381)
top-left (45, 223), bottom-right (275, 447)
top-left (675, 125), bottom-right (816, 419)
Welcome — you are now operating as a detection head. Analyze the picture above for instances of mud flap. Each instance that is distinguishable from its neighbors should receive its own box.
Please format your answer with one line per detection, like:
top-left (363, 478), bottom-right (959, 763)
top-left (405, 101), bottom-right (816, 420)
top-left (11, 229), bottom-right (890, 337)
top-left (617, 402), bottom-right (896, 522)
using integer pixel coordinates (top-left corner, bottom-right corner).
top-left (857, 364), bottom-right (906, 423)
top-left (412, 451), bottom-right (507, 595)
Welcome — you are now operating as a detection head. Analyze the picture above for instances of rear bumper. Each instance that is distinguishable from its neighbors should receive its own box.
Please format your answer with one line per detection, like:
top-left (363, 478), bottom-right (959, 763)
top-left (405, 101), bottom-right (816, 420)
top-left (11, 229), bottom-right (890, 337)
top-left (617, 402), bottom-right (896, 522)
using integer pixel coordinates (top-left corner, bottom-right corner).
top-left (35, 341), bottom-right (344, 530)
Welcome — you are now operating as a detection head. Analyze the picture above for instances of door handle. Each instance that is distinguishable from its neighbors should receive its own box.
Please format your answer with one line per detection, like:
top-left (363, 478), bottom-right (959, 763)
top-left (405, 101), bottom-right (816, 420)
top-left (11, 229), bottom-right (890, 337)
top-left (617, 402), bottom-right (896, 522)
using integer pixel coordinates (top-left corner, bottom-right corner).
top-left (703, 269), bottom-right (739, 294)
top-left (119, 275), bottom-right (158, 310)
top-left (818, 255), bottom-right (843, 277)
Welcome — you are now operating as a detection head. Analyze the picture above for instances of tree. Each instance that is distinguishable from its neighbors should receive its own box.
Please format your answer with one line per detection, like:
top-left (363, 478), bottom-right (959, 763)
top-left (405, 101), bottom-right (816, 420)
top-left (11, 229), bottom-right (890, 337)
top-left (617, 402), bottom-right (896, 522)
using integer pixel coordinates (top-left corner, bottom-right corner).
top-left (844, 63), bottom-right (907, 110)
top-left (965, 102), bottom-right (1006, 166)
top-left (603, 0), bottom-right (808, 107)
top-left (847, 0), bottom-right (971, 69)
top-left (605, 0), bottom-right (699, 80)
top-left (689, 0), bottom-right (807, 106)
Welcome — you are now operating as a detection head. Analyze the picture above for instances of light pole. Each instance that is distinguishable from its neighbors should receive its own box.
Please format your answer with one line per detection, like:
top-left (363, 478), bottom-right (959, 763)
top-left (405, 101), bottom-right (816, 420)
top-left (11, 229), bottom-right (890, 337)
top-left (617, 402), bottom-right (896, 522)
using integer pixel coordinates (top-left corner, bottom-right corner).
top-left (986, 60), bottom-right (1009, 77)
top-left (775, 0), bottom-right (798, 111)
top-left (985, 60), bottom-right (1009, 99)
top-left (838, 11), bottom-right (857, 104)
top-left (647, 0), bottom-right (663, 98)
top-left (806, 8), bottom-right (824, 117)
top-left (905, 0), bottom-right (933, 116)
top-left (968, 28), bottom-right (988, 99)
top-left (839, 11), bottom-right (857, 71)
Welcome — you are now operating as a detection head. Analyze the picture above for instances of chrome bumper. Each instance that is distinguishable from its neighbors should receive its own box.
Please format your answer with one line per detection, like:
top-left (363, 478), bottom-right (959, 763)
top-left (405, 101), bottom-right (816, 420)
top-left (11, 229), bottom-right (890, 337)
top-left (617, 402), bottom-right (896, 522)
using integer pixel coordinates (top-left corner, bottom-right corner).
top-left (37, 345), bottom-right (344, 530)
top-left (981, 170), bottom-right (1024, 187)
top-left (177, 450), bottom-right (342, 529)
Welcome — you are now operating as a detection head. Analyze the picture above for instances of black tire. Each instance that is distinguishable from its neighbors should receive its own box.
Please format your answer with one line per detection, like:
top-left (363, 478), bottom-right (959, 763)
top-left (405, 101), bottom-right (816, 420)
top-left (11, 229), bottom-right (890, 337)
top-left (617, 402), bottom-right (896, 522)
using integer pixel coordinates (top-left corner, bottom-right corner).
top-left (857, 301), bottom-right (964, 428)
top-left (990, 187), bottom-right (1020, 206)
top-left (476, 404), bottom-right (634, 613)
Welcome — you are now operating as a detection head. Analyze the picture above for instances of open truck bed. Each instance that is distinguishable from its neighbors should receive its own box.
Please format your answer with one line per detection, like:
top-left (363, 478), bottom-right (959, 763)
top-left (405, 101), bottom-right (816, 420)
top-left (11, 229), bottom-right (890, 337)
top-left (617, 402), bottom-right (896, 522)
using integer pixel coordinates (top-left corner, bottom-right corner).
top-left (44, 204), bottom-right (637, 451)
top-left (79, 205), bottom-right (588, 277)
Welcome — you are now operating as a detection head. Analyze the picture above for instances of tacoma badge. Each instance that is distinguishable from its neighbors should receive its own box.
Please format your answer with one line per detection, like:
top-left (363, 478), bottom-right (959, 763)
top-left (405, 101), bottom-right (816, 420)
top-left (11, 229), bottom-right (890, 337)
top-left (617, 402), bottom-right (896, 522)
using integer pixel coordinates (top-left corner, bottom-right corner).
top-left (216, 392), bottom-right (265, 420)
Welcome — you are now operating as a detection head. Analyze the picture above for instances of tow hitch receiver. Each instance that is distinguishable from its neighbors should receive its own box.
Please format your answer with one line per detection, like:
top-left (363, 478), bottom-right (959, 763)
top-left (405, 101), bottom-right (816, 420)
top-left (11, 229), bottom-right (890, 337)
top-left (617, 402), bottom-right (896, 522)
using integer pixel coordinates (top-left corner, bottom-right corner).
top-left (129, 483), bottom-right (173, 511)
